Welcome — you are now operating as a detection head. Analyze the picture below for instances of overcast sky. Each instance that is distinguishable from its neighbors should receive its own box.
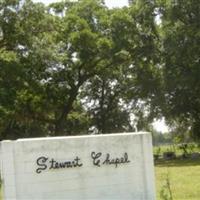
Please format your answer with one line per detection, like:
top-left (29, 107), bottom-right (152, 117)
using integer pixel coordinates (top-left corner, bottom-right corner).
top-left (32, 0), bottom-right (129, 8)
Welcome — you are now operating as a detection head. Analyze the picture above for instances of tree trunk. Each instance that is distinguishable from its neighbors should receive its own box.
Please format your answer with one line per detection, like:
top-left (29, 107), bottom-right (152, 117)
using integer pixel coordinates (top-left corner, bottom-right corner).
top-left (99, 80), bottom-right (106, 133)
top-left (54, 86), bottom-right (79, 135)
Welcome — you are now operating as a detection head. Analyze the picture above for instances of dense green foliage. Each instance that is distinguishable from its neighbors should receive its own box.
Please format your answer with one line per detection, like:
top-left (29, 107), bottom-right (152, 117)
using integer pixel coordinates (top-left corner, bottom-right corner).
top-left (0, 0), bottom-right (199, 139)
top-left (158, 0), bottom-right (200, 139)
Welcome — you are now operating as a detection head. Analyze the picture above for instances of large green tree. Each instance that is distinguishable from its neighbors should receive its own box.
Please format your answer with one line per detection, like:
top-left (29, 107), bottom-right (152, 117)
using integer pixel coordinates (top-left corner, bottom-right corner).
top-left (1, 0), bottom-right (130, 138)
top-left (82, 1), bottom-right (161, 133)
top-left (158, 0), bottom-right (200, 139)
top-left (0, 0), bottom-right (59, 138)
top-left (0, 0), bottom-right (162, 139)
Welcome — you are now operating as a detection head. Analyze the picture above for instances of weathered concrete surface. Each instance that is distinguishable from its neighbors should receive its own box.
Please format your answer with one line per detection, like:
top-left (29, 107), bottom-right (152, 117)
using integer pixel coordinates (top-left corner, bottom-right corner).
top-left (0, 132), bottom-right (155, 200)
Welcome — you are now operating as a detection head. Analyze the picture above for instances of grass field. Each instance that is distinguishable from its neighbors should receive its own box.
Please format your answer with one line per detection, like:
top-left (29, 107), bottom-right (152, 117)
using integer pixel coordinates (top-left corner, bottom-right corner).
top-left (155, 158), bottom-right (200, 200)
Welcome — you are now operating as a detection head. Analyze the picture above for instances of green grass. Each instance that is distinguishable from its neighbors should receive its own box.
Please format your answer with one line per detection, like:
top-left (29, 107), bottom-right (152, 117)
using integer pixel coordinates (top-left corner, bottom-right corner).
top-left (155, 158), bottom-right (200, 200)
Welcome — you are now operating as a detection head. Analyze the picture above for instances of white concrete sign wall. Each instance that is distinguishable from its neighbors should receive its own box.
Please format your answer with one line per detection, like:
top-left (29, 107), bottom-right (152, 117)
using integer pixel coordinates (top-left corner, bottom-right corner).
top-left (0, 132), bottom-right (155, 200)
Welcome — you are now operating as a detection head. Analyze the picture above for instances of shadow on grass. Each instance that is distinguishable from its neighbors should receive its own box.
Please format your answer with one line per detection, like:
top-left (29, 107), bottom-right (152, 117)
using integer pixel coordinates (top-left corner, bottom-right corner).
top-left (155, 158), bottom-right (200, 168)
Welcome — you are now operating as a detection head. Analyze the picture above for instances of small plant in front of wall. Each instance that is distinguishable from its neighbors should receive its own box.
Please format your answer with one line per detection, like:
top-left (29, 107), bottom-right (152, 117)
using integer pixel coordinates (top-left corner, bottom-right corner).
top-left (160, 172), bottom-right (173, 200)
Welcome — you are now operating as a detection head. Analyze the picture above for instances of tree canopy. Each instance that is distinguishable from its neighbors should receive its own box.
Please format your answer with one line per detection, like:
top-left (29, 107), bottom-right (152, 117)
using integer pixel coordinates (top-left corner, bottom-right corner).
top-left (0, 0), bottom-right (200, 139)
top-left (158, 0), bottom-right (200, 139)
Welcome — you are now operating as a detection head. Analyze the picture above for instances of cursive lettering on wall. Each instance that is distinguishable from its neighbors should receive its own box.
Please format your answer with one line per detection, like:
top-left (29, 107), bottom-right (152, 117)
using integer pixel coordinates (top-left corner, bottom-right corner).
top-left (91, 152), bottom-right (130, 168)
top-left (36, 152), bottom-right (131, 173)
top-left (36, 156), bottom-right (48, 174)
top-left (36, 156), bottom-right (83, 174)
top-left (102, 152), bottom-right (130, 168)
top-left (91, 152), bottom-right (102, 167)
